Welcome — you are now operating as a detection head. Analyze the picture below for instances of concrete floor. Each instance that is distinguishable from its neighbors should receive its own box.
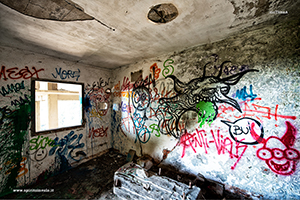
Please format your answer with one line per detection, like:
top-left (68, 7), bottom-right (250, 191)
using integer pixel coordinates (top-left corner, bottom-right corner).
top-left (2, 150), bottom-right (250, 199)
top-left (3, 150), bottom-right (127, 199)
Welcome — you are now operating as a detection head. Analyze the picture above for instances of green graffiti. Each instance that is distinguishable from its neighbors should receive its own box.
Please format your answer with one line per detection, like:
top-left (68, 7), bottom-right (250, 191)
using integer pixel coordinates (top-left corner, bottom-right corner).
top-left (0, 102), bottom-right (31, 196)
top-left (149, 124), bottom-right (160, 137)
top-left (162, 59), bottom-right (174, 78)
top-left (196, 101), bottom-right (216, 128)
top-left (29, 135), bottom-right (56, 151)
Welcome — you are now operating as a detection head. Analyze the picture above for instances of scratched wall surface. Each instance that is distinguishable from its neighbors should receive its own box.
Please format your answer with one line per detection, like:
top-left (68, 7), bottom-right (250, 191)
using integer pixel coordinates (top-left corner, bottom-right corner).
top-left (111, 19), bottom-right (300, 199)
top-left (0, 46), bottom-right (112, 196)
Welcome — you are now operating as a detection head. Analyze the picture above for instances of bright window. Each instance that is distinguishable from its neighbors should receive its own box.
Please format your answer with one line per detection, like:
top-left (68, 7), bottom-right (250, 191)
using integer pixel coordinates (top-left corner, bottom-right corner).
top-left (32, 79), bottom-right (84, 134)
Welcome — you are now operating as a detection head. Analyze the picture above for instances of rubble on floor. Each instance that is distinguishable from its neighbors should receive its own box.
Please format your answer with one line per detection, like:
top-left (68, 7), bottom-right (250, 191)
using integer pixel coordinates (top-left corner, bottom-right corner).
top-left (114, 162), bottom-right (201, 199)
top-left (1, 149), bottom-right (253, 199)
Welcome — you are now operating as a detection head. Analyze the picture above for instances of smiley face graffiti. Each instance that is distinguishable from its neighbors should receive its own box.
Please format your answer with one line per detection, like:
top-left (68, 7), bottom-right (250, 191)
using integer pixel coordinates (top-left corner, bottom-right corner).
top-left (253, 121), bottom-right (300, 175)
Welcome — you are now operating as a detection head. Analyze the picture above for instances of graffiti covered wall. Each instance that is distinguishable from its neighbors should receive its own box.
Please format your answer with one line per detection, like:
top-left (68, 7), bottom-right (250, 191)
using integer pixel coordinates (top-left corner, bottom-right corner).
top-left (111, 20), bottom-right (300, 199)
top-left (0, 46), bottom-right (113, 196)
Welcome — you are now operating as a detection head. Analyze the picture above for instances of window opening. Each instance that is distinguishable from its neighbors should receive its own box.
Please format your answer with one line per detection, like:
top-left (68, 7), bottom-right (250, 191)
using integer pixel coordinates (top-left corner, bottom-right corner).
top-left (32, 79), bottom-right (84, 135)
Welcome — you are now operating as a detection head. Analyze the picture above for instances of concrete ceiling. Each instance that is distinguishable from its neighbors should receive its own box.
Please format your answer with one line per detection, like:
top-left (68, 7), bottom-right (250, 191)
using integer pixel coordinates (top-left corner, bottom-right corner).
top-left (0, 0), bottom-right (298, 69)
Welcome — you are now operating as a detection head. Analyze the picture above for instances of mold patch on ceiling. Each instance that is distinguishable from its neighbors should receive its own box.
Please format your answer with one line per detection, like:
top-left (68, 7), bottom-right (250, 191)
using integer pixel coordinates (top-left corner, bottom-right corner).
top-left (229, 0), bottom-right (290, 20)
top-left (148, 3), bottom-right (178, 24)
top-left (0, 0), bottom-right (93, 21)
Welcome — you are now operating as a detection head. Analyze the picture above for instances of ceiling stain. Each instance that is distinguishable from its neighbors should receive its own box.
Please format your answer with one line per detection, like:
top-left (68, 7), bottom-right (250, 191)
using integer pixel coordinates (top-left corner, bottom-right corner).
top-left (147, 3), bottom-right (178, 24)
top-left (0, 0), bottom-right (94, 21)
top-left (254, 0), bottom-right (271, 17)
top-left (229, 0), bottom-right (289, 20)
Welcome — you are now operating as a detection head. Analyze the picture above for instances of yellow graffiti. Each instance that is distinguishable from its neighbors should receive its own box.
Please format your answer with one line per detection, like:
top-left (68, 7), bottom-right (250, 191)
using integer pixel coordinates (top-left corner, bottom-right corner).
top-left (89, 108), bottom-right (103, 120)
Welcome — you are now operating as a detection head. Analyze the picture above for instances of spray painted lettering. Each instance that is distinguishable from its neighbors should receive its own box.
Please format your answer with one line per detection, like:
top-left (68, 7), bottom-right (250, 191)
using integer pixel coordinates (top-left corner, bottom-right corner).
top-left (89, 126), bottom-right (108, 138)
top-left (150, 63), bottom-right (161, 80)
top-left (0, 66), bottom-right (44, 81)
top-left (234, 85), bottom-right (257, 101)
top-left (162, 59), bottom-right (174, 78)
top-left (52, 68), bottom-right (80, 81)
top-left (49, 131), bottom-right (86, 162)
top-left (218, 98), bottom-right (297, 123)
top-left (132, 111), bottom-right (151, 144)
top-left (180, 128), bottom-right (248, 170)
top-left (29, 135), bottom-right (56, 150)
top-left (208, 54), bottom-right (249, 75)
top-left (149, 124), bottom-right (161, 137)
top-left (222, 117), bottom-right (264, 145)
top-left (0, 81), bottom-right (25, 97)
top-left (10, 94), bottom-right (30, 107)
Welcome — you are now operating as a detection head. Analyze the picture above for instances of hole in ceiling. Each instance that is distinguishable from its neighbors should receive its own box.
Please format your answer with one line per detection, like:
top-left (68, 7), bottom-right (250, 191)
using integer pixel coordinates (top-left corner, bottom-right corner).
top-left (148, 3), bottom-right (178, 24)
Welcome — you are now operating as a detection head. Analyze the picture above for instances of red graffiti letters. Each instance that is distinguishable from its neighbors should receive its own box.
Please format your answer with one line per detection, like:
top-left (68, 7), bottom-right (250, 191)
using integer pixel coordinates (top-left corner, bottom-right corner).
top-left (149, 63), bottom-right (161, 80)
top-left (180, 128), bottom-right (248, 170)
top-left (0, 66), bottom-right (44, 81)
top-left (89, 126), bottom-right (108, 138)
top-left (218, 98), bottom-right (297, 122)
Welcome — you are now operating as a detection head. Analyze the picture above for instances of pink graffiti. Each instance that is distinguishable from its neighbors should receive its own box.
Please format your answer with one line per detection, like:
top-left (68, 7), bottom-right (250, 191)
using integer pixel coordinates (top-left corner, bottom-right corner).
top-left (253, 121), bottom-right (299, 175)
top-left (180, 128), bottom-right (248, 170)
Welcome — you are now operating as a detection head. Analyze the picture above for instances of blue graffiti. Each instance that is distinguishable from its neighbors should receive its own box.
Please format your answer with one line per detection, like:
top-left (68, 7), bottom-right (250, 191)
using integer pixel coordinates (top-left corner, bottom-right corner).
top-left (49, 131), bottom-right (86, 162)
top-left (132, 111), bottom-right (151, 144)
top-left (11, 94), bottom-right (30, 106)
top-left (234, 85), bottom-right (257, 101)
top-left (52, 68), bottom-right (80, 81)
top-left (0, 81), bottom-right (25, 97)
top-left (83, 95), bottom-right (92, 112)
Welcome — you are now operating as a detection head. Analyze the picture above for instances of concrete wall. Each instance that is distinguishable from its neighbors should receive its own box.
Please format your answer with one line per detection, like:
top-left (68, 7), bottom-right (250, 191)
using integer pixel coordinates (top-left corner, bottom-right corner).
top-left (111, 19), bottom-right (300, 199)
top-left (0, 46), bottom-right (113, 196)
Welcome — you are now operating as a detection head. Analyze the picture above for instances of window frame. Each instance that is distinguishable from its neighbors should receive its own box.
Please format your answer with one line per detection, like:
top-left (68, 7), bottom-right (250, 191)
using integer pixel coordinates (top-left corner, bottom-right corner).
top-left (31, 78), bottom-right (85, 136)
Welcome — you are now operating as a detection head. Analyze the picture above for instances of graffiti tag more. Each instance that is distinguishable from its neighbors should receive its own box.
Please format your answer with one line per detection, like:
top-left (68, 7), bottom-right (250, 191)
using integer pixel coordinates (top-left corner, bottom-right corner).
top-left (52, 68), bottom-right (80, 81)
top-left (0, 66), bottom-right (44, 81)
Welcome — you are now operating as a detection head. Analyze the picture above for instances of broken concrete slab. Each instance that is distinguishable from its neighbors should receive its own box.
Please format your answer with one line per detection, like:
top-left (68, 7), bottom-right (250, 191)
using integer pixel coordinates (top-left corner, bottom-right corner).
top-left (113, 162), bottom-right (201, 200)
top-left (137, 157), bottom-right (153, 171)
top-left (126, 149), bottom-right (136, 162)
